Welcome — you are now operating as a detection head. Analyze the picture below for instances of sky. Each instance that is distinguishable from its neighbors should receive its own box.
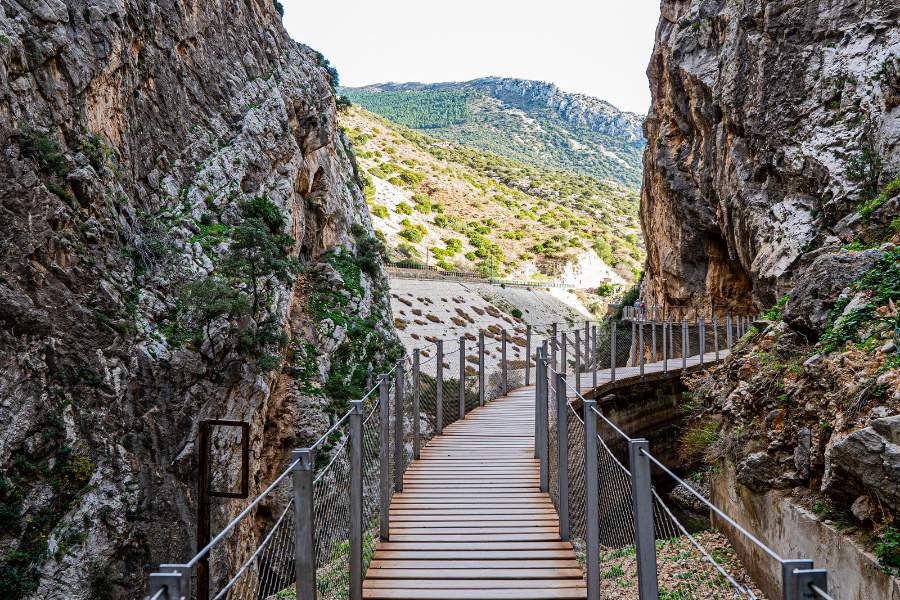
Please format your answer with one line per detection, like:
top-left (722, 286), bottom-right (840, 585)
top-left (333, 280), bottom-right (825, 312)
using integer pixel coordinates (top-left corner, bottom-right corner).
top-left (282, 1), bottom-right (661, 115)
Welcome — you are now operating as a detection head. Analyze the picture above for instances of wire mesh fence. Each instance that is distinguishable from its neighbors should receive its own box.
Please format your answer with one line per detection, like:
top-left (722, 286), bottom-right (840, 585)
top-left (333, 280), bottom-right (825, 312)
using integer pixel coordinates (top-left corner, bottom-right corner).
top-left (148, 315), bottom-right (786, 600)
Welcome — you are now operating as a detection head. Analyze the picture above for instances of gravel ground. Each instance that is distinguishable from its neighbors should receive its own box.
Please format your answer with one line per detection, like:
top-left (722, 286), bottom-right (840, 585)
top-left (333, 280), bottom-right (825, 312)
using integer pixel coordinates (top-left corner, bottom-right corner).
top-left (575, 531), bottom-right (766, 599)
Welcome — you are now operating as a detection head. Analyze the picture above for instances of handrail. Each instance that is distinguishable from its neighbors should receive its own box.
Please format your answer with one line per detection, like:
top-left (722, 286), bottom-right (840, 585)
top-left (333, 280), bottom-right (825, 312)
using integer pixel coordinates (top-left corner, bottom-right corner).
top-left (640, 447), bottom-right (785, 564)
top-left (147, 312), bottom-right (831, 600)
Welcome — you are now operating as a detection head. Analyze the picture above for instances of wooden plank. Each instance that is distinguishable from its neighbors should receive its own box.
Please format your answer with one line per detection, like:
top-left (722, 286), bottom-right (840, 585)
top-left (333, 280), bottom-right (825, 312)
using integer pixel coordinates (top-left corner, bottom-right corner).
top-left (363, 588), bottom-right (587, 599)
top-left (364, 579), bottom-right (585, 589)
top-left (369, 559), bottom-right (581, 569)
top-left (365, 568), bottom-right (583, 579)
top-left (375, 541), bottom-right (575, 551)
top-left (373, 550), bottom-right (575, 559)
top-left (364, 383), bottom-right (589, 597)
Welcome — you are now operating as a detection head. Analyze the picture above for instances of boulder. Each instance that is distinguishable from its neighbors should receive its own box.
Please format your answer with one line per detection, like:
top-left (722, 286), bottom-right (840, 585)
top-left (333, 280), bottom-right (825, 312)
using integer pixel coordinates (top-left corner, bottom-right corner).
top-left (782, 249), bottom-right (883, 338)
top-left (822, 416), bottom-right (900, 511)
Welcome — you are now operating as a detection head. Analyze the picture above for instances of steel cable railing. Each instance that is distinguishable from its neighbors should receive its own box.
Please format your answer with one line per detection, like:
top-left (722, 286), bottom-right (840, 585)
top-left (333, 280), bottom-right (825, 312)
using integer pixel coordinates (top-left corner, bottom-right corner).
top-left (146, 314), bottom-right (765, 600)
top-left (533, 342), bottom-right (830, 600)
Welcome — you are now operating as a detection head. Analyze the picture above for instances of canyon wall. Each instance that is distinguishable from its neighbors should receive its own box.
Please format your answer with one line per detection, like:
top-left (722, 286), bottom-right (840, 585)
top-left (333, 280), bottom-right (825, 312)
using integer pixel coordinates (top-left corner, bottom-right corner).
top-left (0, 1), bottom-right (395, 598)
top-left (641, 0), bottom-right (900, 317)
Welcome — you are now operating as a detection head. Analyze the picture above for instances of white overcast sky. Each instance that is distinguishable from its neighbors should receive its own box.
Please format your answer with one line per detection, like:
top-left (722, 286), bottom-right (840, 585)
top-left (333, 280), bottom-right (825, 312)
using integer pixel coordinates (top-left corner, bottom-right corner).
top-left (282, 1), bottom-right (661, 115)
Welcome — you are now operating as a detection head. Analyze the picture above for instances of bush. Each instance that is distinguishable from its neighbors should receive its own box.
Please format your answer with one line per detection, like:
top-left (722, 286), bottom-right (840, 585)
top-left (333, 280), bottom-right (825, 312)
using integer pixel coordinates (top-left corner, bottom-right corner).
top-left (444, 238), bottom-right (462, 254)
top-left (510, 308), bottom-right (523, 319)
top-left (371, 205), bottom-right (389, 219)
top-left (395, 202), bottom-right (412, 215)
top-left (399, 224), bottom-right (426, 243)
top-left (875, 526), bottom-right (900, 570)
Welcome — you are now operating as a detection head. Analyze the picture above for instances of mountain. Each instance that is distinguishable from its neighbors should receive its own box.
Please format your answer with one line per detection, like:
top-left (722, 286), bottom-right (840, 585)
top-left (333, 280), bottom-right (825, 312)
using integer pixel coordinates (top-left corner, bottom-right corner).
top-left (340, 77), bottom-right (646, 188)
top-left (0, 3), bottom-right (394, 597)
top-left (642, 2), bottom-right (900, 596)
top-left (341, 105), bottom-right (644, 289)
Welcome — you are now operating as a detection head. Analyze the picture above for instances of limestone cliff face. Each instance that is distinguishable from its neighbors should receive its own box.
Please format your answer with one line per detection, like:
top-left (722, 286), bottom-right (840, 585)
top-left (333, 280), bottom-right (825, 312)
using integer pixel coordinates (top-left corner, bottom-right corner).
top-left (641, 0), bottom-right (900, 317)
top-left (0, 1), bottom-right (395, 598)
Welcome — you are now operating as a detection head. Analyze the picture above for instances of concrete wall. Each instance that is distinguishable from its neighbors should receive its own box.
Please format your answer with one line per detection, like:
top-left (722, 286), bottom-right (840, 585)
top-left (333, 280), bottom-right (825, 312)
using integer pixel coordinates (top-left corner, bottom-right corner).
top-left (711, 462), bottom-right (900, 600)
top-left (595, 375), bottom-right (688, 468)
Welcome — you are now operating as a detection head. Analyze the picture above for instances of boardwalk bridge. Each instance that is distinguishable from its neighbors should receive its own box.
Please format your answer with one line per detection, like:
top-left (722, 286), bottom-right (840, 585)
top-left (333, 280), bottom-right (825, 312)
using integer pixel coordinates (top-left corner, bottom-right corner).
top-left (146, 315), bottom-right (835, 600)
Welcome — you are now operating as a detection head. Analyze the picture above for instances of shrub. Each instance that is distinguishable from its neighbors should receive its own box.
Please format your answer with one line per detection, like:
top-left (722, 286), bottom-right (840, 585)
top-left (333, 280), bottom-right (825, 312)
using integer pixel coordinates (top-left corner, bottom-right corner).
top-left (510, 308), bottom-right (523, 319)
top-left (273, 0), bottom-right (284, 16)
top-left (399, 224), bottom-right (426, 243)
top-left (371, 205), bottom-right (389, 219)
top-left (395, 202), bottom-right (412, 216)
top-left (177, 197), bottom-right (297, 371)
top-left (762, 294), bottom-right (790, 321)
top-left (875, 526), bottom-right (900, 570)
top-left (444, 238), bottom-right (462, 254)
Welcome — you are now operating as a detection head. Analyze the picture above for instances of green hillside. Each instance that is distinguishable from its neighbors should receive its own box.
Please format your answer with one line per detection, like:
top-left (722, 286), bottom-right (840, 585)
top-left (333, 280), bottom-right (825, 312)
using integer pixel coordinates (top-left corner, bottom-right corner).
top-left (341, 106), bottom-right (644, 287)
top-left (341, 78), bottom-right (645, 188)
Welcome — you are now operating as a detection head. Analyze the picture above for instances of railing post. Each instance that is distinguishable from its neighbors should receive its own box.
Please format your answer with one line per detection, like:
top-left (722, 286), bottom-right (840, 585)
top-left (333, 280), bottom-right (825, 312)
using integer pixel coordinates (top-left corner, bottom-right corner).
top-left (791, 568), bottom-right (828, 600)
top-left (525, 324), bottom-right (532, 386)
top-left (639, 320), bottom-right (645, 379)
top-left (663, 319), bottom-right (669, 373)
top-left (584, 399), bottom-right (600, 600)
top-left (561, 332), bottom-right (568, 376)
top-left (394, 361), bottom-right (405, 492)
top-left (535, 346), bottom-right (543, 459)
top-left (436, 340), bottom-right (444, 435)
top-left (349, 400), bottom-right (364, 600)
top-left (726, 315), bottom-right (733, 349)
top-left (556, 372), bottom-right (569, 540)
top-left (699, 317), bottom-right (705, 366)
top-left (610, 322), bottom-right (617, 383)
top-left (146, 568), bottom-right (190, 600)
top-left (540, 341), bottom-right (549, 489)
top-left (651, 320), bottom-right (657, 362)
top-left (412, 349), bottom-right (421, 460)
top-left (713, 318), bottom-right (720, 361)
top-left (574, 330), bottom-right (581, 394)
top-left (501, 329), bottom-right (508, 395)
top-left (781, 559), bottom-right (814, 600)
top-left (630, 320), bottom-right (637, 367)
top-left (459, 337), bottom-right (466, 420)
top-left (292, 447), bottom-right (316, 600)
top-left (592, 324), bottom-right (598, 388)
top-left (584, 319), bottom-right (590, 362)
top-left (478, 330), bottom-right (485, 406)
top-left (551, 323), bottom-right (559, 372)
top-left (379, 375), bottom-right (390, 540)
top-left (629, 439), bottom-right (659, 600)
top-left (681, 319), bottom-right (688, 369)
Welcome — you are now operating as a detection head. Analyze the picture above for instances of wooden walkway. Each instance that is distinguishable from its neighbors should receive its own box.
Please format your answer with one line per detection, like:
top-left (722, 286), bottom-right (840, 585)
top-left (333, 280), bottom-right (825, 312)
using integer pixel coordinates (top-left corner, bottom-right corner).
top-left (364, 387), bottom-right (586, 599)
top-left (363, 350), bottom-right (727, 599)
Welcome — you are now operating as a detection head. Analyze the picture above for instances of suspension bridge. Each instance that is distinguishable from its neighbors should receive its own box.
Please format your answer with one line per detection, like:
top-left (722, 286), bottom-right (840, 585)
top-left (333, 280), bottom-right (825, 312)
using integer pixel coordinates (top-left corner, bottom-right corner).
top-left (145, 314), bottom-right (835, 600)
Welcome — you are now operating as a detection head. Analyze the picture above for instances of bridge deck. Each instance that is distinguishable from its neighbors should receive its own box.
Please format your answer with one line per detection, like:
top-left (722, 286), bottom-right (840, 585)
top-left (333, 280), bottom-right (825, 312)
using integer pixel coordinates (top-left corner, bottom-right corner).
top-left (363, 349), bottom-right (727, 598)
top-left (364, 387), bottom-right (586, 599)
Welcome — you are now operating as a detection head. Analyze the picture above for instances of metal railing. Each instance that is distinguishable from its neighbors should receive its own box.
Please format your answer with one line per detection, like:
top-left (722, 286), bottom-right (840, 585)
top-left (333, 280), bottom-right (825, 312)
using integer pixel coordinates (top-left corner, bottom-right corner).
top-left (146, 312), bottom-right (823, 600)
top-left (385, 261), bottom-right (576, 288)
top-left (533, 344), bottom-right (833, 600)
top-left (145, 330), bottom-right (523, 599)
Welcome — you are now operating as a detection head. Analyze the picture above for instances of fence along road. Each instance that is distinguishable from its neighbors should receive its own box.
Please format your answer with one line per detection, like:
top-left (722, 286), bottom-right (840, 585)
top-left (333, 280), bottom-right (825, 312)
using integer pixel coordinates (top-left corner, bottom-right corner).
top-left (145, 313), bottom-right (834, 600)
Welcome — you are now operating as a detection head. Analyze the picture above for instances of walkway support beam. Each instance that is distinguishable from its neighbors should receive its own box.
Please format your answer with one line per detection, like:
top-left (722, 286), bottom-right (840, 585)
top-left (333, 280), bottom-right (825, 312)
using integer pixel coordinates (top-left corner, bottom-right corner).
top-left (629, 439), bottom-right (658, 600)
top-left (556, 372), bottom-right (569, 541)
top-left (584, 399), bottom-right (600, 600)
top-left (292, 447), bottom-right (316, 600)
top-left (378, 374), bottom-right (390, 541)
top-left (349, 400), bottom-right (364, 600)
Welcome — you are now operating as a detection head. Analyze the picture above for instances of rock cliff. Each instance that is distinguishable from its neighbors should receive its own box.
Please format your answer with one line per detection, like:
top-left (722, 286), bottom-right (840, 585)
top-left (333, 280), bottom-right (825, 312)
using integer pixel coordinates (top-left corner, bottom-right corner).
top-left (641, 0), bottom-right (900, 317)
top-left (0, 1), bottom-right (395, 598)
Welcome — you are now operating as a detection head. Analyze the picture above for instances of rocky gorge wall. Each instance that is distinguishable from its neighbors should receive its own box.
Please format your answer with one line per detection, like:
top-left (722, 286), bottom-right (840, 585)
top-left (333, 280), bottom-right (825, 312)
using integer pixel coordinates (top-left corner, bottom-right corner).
top-left (641, 0), bottom-right (900, 317)
top-left (0, 1), bottom-right (396, 598)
